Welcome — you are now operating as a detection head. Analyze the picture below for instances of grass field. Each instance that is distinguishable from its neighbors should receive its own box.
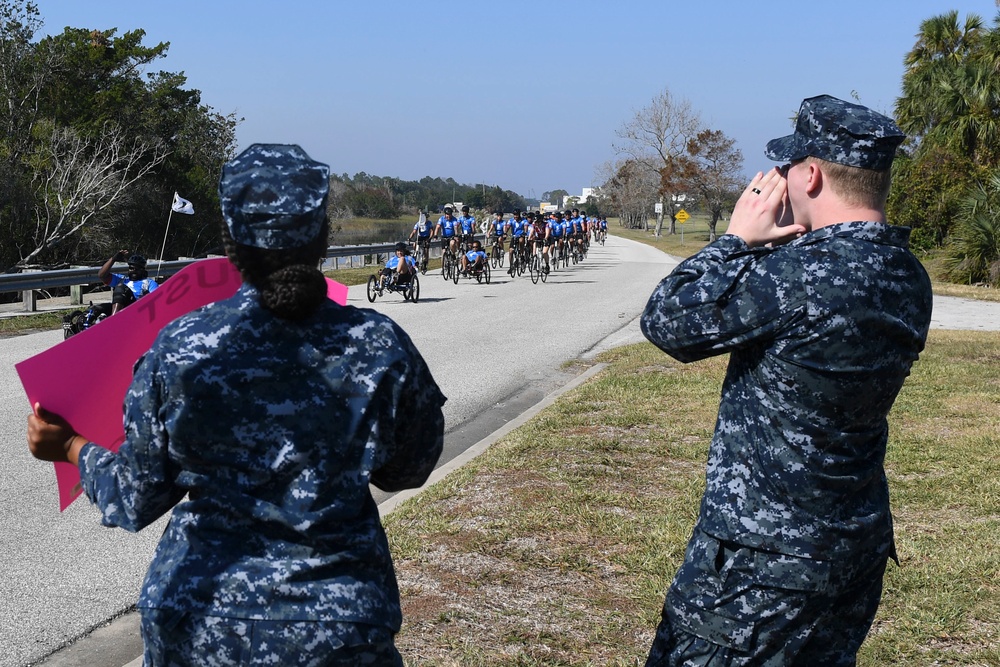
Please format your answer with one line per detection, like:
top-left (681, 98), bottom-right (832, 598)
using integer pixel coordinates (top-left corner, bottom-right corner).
top-left (386, 330), bottom-right (1000, 665)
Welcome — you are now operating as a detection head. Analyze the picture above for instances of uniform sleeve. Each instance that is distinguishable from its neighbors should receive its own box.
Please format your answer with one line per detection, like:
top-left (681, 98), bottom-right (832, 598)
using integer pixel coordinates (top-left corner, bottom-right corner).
top-left (370, 326), bottom-right (446, 492)
top-left (640, 235), bottom-right (806, 363)
top-left (78, 352), bottom-right (186, 532)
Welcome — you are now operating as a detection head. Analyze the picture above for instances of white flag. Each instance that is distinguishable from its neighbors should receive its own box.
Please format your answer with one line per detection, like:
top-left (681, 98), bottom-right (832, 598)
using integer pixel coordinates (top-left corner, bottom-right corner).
top-left (172, 192), bottom-right (195, 215)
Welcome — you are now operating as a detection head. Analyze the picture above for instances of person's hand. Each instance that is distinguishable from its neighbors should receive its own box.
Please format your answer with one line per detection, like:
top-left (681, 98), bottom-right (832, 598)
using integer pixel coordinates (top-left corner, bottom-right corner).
top-left (727, 168), bottom-right (806, 247)
top-left (27, 403), bottom-right (86, 465)
top-left (115, 249), bottom-right (129, 261)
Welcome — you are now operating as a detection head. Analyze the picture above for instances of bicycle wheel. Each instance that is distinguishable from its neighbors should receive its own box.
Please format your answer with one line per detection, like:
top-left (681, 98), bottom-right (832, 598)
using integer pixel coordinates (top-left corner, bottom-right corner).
top-left (452, 261), bottom-right (461, 284)
top-left (366, 275), bottom-right (378, 302)
top-left (410, 274), bottom-right (420, 302)
top-left (529, 255), bottom-right (539, 284)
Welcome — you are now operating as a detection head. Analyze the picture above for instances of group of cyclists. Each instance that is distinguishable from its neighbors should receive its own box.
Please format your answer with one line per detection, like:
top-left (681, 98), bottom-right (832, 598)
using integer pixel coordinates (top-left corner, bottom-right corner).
top-left (407, 205), bottom-right (609, 283)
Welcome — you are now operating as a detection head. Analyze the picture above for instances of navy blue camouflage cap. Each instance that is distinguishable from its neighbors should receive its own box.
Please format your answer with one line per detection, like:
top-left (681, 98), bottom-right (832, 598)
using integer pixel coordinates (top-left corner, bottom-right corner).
top-left (765, 95), bottom-right (905, 171)
top-left (219, 144), bottom-right (330, 249)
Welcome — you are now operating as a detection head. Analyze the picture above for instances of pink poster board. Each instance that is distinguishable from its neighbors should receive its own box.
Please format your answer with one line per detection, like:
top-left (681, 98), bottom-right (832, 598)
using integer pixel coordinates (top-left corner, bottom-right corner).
top-left (15, 258), bottom-right (348, 510)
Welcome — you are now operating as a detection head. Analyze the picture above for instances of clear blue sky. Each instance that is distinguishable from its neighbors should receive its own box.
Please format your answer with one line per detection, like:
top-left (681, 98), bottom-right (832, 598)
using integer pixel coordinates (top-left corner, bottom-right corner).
top-left (36, 0), bottom-right (1000, 200)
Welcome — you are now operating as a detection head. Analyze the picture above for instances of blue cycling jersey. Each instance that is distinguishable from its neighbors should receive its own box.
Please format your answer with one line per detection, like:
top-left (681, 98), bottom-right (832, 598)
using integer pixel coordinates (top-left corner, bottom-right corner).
top-left (386, 255), bottom-right (417, 270)
top-left (457, 215), bottom-right (476, 235)
top-left (511, 219), bottom-right (527, 237)
top-left (413, 218), bottom-right (433, 237)
top-left (465, 249), bottom-right (486, 263)
top-left (438, 216), bottom-right (457, 237)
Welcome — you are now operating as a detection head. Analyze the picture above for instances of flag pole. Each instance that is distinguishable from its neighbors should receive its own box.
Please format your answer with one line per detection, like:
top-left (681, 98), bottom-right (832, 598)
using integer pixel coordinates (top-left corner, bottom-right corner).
top-left (157, 207), bottom-right (174, 280)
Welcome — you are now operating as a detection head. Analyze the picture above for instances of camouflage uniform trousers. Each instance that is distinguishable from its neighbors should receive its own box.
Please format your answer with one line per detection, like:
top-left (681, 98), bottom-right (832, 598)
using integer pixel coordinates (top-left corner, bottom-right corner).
top-left (140, 610), bottom-right (403, 667)
top-left (645, 529), bottom-right (889, 666)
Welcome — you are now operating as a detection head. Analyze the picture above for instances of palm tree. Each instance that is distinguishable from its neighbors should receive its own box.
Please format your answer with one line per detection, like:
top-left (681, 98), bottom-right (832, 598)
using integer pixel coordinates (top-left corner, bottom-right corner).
top-left (944, 170), bottom-right (1000, 286)
top-left (895, 11), bottom-right (988, 155)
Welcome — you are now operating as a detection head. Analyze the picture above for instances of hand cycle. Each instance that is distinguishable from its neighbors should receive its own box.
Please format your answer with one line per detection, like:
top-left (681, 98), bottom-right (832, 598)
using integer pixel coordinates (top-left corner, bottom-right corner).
top-left (367, 268), bottom-right (420, 303)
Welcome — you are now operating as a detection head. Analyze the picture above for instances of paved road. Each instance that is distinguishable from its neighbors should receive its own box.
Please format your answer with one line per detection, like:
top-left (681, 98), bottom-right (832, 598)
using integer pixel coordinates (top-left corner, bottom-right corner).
top-left (3, 237), bottom-right (999, 667)
top-left (0, 236), bottom-right (676, 667)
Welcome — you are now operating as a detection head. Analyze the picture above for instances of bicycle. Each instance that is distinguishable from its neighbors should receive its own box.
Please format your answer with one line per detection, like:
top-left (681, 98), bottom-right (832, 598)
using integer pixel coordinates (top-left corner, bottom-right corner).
top-left (453, 258), bottom-right (491, 285)
top-left (366, 271), bottom-right (420, 303)
top-left (412, 240), bottom-right (430, 275)
top-left (441, 245), bottom-right (458, 282)
top-left (528, 241), bottom-right (548, 284)
top-left (489, 239), bottom-right (505, 268)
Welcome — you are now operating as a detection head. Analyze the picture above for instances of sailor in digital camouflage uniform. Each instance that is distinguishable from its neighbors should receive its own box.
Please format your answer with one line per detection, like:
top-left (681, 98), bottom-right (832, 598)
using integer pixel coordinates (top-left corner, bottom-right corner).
top-left (28, 143), bottom-right (446, 666)
top-left (639, 96), bottom-right (932, 665)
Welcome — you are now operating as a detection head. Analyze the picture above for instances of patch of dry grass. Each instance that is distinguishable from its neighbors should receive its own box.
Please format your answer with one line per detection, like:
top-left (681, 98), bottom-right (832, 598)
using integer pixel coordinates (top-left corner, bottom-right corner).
top-left (385, 331), bottom-right (1000, 666)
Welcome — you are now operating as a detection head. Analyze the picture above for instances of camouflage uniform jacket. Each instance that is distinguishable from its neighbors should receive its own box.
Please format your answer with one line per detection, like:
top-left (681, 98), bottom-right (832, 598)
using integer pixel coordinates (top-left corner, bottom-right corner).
top-left (640, 222), bottom-right (932, 561)
top-left (78, 284), bottom-right (446, 630)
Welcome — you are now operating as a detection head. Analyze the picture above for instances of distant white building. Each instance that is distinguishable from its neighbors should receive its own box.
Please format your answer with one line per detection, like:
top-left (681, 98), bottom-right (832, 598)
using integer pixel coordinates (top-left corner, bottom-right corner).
top-left (560, 187), bottom-right (597, 210)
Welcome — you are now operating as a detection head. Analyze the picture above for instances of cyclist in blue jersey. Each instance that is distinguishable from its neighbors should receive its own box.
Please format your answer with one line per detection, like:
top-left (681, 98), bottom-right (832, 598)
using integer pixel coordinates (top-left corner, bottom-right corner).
top-left (546, 211), bottom-right (566, 271)
top-left (488, 211), bottom-right (507, 259)
top-left (378, 242), bottom-right (417, 291)
top-left (460, 240), bottom-right (487, 275)
top-left (435, 207), bottom-right (460, 256)
top-left (97, 251), bottom-right (160, 316)
top-left (506, 210), bottom-right (528, 276)
top-left (457, 205), bottom-right (477, 249)
top-left (408, 210), bottom-right (434, 272)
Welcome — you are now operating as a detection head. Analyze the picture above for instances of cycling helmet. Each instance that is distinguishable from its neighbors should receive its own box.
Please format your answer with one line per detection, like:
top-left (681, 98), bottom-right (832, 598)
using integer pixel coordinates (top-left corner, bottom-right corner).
top-left (394, 242), bottom-right (408, 253)
top-left (127, 254), bottom-right (147, 269)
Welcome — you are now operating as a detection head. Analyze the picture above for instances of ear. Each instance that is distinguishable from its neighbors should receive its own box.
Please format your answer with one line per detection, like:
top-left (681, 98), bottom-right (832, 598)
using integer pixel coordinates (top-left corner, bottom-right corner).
top-left (805, 161), bottom-right (823, 195)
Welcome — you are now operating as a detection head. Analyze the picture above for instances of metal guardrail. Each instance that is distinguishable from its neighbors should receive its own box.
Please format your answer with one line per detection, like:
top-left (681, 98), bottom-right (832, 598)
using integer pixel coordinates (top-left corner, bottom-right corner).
top-left (0, 243), bottom-right (405, 312)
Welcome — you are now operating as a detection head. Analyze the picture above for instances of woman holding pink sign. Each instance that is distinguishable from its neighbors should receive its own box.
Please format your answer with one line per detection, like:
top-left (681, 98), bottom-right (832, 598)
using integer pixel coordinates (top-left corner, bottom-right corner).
top-left (28, 143), bottom-right (446, 666)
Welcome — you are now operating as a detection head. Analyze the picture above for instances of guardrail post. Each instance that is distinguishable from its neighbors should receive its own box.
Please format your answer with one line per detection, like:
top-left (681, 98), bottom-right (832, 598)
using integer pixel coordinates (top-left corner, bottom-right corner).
top-left (70, 284), bottom-right (83, 305)
top-left (22, 288), bottom-right (37, 312)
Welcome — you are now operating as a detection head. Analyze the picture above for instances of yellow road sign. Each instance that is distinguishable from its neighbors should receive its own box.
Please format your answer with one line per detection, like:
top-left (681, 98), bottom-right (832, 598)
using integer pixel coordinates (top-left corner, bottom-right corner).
top-left (676, 209), bottom-right (690, 223)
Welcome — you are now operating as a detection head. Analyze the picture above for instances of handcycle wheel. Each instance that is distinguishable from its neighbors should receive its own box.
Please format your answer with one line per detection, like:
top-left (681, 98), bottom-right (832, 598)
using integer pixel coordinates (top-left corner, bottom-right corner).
top-left (410, 274), bottom-right (420, 302)
top-left (366, 275), bottom-right (378, 302)
top-left (484, 262), bottom-right (491, 284)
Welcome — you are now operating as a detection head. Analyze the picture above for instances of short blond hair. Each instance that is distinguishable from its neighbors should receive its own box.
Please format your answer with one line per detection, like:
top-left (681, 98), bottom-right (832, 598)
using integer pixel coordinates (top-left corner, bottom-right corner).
top-left (804, 156), bottom-right (892, 209)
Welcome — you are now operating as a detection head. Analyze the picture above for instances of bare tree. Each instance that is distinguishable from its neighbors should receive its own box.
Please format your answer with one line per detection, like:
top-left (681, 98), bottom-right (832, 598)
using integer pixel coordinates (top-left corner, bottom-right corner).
top-left (614, 88), bottom-right (702, 236)
top-left (15, 122), bottom-right (168, 268)
top-left (597, 159), bottom-right (659, 229)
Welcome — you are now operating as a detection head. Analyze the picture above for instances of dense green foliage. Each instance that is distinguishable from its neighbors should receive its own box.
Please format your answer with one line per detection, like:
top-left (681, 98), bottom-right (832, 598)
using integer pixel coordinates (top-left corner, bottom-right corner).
top-left (943, 170), bottom-right (1000, 285)
top-left (330, 171), bottom-right (529, 220)
top-left (0, 0), bottom-right (239, 272)
top-left (890, 9), bottom-right (1000, 285)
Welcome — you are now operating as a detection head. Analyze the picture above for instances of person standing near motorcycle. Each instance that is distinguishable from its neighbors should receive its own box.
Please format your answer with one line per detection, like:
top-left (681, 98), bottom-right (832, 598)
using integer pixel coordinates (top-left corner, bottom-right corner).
top-left (97, 251), bottom-right (159, 315)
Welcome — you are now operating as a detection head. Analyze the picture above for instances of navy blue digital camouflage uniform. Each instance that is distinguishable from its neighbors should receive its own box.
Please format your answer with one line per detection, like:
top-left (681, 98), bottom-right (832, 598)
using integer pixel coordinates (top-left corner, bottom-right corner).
top-left (640, 96), bottom-right (933, 666)
top-left (77, 144), bottom-right (446, 666)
